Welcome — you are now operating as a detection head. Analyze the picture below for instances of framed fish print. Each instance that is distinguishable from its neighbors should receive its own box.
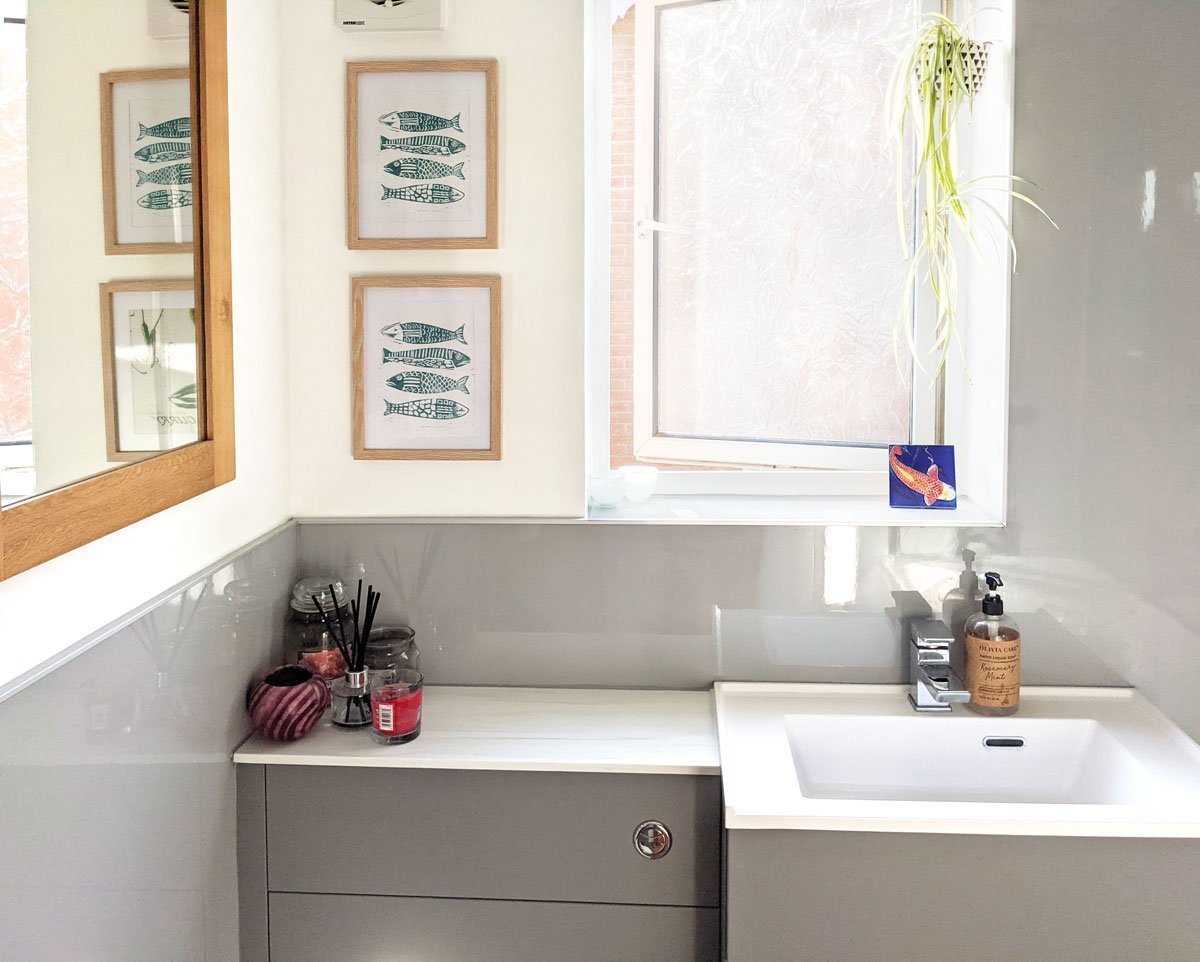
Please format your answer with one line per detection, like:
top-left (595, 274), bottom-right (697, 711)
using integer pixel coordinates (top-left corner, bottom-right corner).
top-left (101, 68), bottom-right (193, 255)
top-left (888, 444), bottom-right (957, 509)
top-left (352, 275), bottom-right (501, 460)
top-left (99, 280), bottom-right (201, 461)
top-left (346, 60), bottom-right (498, 249)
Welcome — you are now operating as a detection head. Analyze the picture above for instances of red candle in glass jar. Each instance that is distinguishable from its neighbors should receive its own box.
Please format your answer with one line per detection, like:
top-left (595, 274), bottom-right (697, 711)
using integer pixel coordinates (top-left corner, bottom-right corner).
top-left (371, 669), bottom-right (423, 745)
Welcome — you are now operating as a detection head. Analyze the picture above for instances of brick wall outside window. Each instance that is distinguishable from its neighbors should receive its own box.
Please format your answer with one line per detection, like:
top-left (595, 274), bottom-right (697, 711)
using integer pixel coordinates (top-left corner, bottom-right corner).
top-left (608, 10), bottom-right (637, 469)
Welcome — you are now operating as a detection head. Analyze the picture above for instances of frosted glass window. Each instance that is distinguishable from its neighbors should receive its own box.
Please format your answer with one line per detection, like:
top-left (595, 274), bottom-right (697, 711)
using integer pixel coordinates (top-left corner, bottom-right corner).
top-left (653, 0), bottom-right (915, 448)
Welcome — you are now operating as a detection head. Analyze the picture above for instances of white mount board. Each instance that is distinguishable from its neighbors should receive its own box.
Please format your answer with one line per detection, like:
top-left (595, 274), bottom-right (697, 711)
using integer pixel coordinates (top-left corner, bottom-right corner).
top-left (336, 0), bottom-right (446, 31)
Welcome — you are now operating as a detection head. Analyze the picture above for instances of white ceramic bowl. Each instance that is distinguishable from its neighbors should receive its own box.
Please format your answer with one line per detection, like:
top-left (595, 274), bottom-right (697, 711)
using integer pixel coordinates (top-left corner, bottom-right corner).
top-left (588, 471), bottom-right (627, 509)
top-left (619, 465), bottom-right (659, 503)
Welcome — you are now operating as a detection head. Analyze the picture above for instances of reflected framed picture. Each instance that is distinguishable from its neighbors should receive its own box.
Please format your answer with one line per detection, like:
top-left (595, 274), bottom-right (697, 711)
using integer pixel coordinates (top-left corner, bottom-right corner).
top-left (352, 275), bottom-right (501, 460)
top-left (346, 60), bottom-right (498, 249)
top-left (99, 280), bottom-right (200, 461)
top-left (100, 68), bottom-right (193, 255)
top-left (146, 0), bottom-right (190, 40)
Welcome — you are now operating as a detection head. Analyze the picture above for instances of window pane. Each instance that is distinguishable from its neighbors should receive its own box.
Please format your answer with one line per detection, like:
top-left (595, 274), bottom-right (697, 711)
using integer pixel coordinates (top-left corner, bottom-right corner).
top-left (0, 4), bottom-right (31, 446)
top-left (654, 0), bottom-right (915, 447)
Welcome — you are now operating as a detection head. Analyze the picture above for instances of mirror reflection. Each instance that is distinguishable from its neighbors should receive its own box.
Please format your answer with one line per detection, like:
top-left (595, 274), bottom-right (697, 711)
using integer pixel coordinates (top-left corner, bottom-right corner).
top-left (0, 0), bottom-right (200, 508)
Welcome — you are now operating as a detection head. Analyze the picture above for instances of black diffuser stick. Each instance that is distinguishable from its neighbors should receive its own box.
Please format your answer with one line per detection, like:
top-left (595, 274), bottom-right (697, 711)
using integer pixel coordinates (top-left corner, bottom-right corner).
top-left (359, 589), bottom-right (381, 673)
top-left (327, 584), bottom-right (351, 656)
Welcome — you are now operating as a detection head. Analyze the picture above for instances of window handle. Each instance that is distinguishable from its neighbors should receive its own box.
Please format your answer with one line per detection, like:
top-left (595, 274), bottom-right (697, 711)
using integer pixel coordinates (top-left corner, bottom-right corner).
top-left (636, 217), bottom-right (688, 239)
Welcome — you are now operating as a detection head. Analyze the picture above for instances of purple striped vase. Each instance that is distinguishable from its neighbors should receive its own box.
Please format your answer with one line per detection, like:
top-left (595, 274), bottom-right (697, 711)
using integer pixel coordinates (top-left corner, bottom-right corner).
top-left (247, 665), bottom-right (330, 741)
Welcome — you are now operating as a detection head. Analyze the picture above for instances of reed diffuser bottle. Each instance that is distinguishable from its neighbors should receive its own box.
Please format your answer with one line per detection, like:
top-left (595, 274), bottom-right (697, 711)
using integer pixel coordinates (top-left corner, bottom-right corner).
top-left (964, 572), bottom-right (1021, 716)
top-left (312, 580), bottom-right (383, 730)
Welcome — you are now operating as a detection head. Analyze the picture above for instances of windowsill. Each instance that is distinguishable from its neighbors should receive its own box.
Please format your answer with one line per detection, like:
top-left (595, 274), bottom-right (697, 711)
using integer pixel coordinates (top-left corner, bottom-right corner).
top-left (586, 494), bottom-right (1003, 526)
top-left (295, 496), bottom-right (1003, 527)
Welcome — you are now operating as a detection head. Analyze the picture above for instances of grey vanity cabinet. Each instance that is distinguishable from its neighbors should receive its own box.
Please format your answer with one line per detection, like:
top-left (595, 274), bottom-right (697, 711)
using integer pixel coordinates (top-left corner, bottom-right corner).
top-left (238, 765), bottom-right (721, 961)
top-left (725, 829), bottom-right (1200, 962)
top-left (269, 893), bottom-right (718, 962)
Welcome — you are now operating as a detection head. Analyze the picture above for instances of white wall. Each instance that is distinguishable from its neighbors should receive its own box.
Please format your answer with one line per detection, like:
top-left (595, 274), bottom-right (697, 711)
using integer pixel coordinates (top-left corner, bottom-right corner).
top-left (0, 0), bottom-right (291, 692)
top-left (282, 0), bottom-right (586, 518)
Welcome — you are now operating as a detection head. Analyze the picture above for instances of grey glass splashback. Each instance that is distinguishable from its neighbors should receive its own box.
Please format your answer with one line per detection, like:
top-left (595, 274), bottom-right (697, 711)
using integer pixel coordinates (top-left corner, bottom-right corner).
top-left (0, 524), bottom-right (295, 962)
top-left (296, 522), bottom-right (1125, 690)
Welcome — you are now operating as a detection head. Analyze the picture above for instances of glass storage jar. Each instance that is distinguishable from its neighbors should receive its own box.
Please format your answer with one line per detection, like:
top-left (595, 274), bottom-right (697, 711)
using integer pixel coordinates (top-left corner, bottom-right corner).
top-left (283, 577), bottom-right (353, 682)
top-left (364, 626), bottom-right (419, 686)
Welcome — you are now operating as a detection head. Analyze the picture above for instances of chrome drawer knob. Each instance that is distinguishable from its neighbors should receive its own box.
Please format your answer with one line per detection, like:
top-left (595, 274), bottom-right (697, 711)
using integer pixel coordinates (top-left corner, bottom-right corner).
top-left (633, 820), bottom-right (672, 859)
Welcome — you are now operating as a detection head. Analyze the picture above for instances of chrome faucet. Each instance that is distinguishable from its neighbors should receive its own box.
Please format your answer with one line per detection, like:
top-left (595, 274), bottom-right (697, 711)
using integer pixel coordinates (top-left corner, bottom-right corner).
top-left (908, 619), bottom-right (971, 712)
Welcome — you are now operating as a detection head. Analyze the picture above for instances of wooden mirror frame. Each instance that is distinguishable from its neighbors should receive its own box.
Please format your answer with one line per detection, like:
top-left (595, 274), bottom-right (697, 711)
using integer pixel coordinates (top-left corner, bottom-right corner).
top-left (0, 0), bottom-right (234, 580)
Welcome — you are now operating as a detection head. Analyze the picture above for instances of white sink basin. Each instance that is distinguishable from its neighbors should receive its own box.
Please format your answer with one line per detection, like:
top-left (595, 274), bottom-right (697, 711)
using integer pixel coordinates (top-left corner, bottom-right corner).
top-left (786, 714), bottom-right (1156, 805)
top-left (716, 683), bottom-right (1200, 836)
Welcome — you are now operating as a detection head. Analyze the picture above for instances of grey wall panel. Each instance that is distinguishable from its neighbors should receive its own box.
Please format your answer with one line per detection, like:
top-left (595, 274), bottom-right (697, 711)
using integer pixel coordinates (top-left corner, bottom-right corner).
top-left (726, 830), bottom-right (1200, 962)
top-left (268, 892), bottom-right (720, 962)
top-left (0, 525), bottom-right (295, 962)
top-left (266, 766), bottom-right (720, 908)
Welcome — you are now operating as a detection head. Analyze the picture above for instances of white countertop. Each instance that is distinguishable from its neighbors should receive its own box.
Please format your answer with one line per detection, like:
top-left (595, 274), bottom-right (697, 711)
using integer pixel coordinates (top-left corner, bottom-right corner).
top-left (234, 686), bottom-right (720, 776)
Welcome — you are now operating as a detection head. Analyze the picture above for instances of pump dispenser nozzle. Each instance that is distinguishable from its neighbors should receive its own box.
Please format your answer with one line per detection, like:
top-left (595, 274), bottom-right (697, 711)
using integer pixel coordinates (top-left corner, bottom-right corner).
top-left (982, 572), bottom-right (1004, 615)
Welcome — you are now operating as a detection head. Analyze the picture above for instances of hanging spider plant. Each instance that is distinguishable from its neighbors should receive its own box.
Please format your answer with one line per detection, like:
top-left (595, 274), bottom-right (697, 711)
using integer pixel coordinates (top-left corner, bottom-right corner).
top-left (885, 10), bottom-right (1055, 378)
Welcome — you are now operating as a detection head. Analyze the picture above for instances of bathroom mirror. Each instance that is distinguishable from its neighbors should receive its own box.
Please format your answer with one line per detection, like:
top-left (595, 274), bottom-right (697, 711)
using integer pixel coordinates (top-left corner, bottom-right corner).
top-left (0, 0), bottom-right (233, 579)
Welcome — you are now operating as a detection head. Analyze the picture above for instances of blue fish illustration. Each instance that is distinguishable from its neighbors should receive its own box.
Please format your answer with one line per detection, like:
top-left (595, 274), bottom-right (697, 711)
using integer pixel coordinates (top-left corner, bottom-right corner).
top-left (382, 183), bottom-right (464, 204)
top-left (383, 158), bottom-right (465, 181)
top-left (134, 141), bottom-right (190, 164)
top-left (386, 372), bottom-right (470, 395)
top-left (137, 189), bottom-right (192, 210)
top-left (381, 322), bottom-right (467, 345)
top-left (138, 117), bottom-right (191, 140)
top-left (379, 110), bottom-right (462, 133)
top-left (384, 398), bottom-right (469, 420)
top-left (380, 134), bottom-right (466, 156)
top-left (382, 347), bottom-right (470, 369)
top-left (136, 162), bottom-right (192, 186)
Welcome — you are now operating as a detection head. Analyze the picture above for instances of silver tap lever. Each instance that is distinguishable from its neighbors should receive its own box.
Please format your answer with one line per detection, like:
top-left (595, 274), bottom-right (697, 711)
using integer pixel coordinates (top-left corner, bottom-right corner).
top-left (908, 619), bottom-right (971, 713)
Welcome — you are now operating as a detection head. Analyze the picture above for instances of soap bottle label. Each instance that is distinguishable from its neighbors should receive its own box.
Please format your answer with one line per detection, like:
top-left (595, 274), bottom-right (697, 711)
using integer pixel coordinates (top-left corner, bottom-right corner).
top-left (965, 630), bottom-right (1021, 710)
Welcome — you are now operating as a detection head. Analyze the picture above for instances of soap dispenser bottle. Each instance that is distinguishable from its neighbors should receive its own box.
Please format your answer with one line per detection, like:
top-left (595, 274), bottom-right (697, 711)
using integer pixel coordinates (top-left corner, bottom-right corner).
top-left (964, 572), bottom-right (1020, 716)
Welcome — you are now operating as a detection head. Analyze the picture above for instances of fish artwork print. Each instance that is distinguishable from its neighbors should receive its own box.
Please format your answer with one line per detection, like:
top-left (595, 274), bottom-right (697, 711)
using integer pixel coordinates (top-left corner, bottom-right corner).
top-left (134, 141), bottom-right (191, 164)
top-left (136, 162), bottom-right (192, 187)
top-left (381, 321), bottom-right (467, 345)
top-left (381, 347), bottom-right (471, 369)
top-left (382, 184), bottom-right (464, 205)
top-left (888, 445), bottom-right (957, 509)
top-left (386, 371), bottom-right (470, 395)
top-left (383, 158), bottom-right (465, 181)
top-left (380, 134), bottom-right (467, 156)
top-left (138, 117), bottom-right (191, 140)
top-left (378, 110), bottom-right (462, 133)
top-left (137, 188), bottom-right (193, 210)
top-left (384, 398), bottom-right (469, 420)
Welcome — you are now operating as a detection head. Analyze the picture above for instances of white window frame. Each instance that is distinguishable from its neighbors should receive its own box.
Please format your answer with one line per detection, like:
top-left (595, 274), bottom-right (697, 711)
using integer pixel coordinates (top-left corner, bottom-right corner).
top-left (632, 0), bottom-right (940, 474)
top-left (588, 0), bottom-right (1013, 519)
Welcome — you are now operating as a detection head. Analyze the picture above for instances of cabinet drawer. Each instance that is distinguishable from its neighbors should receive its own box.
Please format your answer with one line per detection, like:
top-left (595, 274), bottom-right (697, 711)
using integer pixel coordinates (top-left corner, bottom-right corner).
top-left (266, 767), bottom-right (719, 907)
top-left (269, 892), bottom-right (719, 962)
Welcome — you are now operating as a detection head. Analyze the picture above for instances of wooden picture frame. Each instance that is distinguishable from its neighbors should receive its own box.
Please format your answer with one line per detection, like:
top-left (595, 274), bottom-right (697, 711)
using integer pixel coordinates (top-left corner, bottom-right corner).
top-left (346, 60), bottom-right (498, 250)
top-left (352, 275), bottom-right (502, 460)
top-left (99, 279), bottom-right (201, 463)
top-left (100, 67), bottom-right (194, 255)
top-left (0, 1), bottom-right (233, 581)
